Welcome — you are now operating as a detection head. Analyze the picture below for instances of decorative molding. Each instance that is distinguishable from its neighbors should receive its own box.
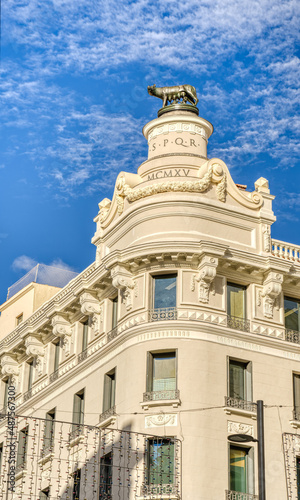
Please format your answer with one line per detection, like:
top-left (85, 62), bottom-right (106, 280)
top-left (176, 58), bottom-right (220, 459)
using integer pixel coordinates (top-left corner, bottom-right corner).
top-left (98, 198), bottom-right (111, 223)
top-left (25, 336), bottom-right (45, 376)
top-left (90, 304), bottom-right (103, 336)
top-left (227, 421), bottom-right (254, 437)
top-left (191, 256), bottom-right (218, 303)
top-left (262, 224), bottom-right (271, 252)
top-left (145, 413), bottom-right (178, 428)
top-left (148, 122), bottom-right (208, 141)
top-left (0, 354), bottom-right (20, 388)
top-left (260, 272), bottom-right (283, 319)
top-left (51, 315), bottom-right (73, 356)
top-left (111, 265), bottom-right (137, 311)
top-left (115, 164), bottom-right (227, 216)
top-left (79, 292), bottom-right (101, 315)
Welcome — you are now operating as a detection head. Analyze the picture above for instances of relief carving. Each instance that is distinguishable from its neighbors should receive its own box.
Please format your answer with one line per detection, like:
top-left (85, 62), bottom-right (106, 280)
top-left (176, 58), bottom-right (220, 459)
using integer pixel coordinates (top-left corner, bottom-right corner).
top-left (79, 292), bottom-right (101, 315)
top-left (25, 336), bottom-right (45, 376)
top-left (262, 224), bottom-right (271, 252)
top-left (0, 355), bottom-right (20, 389)
top-left (228, 421), bottom-right (254, 437)
top-left (90, 304), bottom-right (103, 336)
top-left (51, 315), bottom-right (73, 356)
top-left (145, 414), bottom-right (177, 428)
top-left (259, 272), bottom-right (283, 319)
top-left (191, 256), bottom-right (218, 304)
top-left (111, 266), bottom-right (137, 311)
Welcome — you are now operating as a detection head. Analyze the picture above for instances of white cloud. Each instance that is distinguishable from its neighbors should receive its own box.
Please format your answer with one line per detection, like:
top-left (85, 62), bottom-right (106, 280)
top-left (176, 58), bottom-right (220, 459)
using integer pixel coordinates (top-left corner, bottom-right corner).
top-left (49, 258), bottom-right (76, 272)
top-left (12, 255), bottom-right (37, 272)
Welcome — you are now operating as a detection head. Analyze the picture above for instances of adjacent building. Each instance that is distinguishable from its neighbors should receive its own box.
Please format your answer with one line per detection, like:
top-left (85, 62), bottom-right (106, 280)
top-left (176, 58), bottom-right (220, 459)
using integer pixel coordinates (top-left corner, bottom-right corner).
top-left (0, 96), bottom-right (300, 500)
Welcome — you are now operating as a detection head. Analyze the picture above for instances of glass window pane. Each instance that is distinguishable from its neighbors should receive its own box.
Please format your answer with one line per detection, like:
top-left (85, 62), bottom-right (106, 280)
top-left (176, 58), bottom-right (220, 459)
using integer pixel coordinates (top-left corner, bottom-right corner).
top-left (112, 296), bottom-right (118, 329)
top-left (154, 275), bottom-right (177, 309)
top-left (284, 298), bottom-right (300, 331)
top-left (152, 353), bottom-right (176, 391)
top-left (230, 446), bottom-right (247, 493)
top-left (103, 370), bottom-right (116, 412)
top-left (53, 342), bottom-right (60, 372)
top-left (229, 361), bottom-right (246, 400)
top-left (294, 375), bottom-right (300, 418)
top-left (297, 457), bottom-right (300, 500)
top-left (148, 439), bottom-right (174, 485)
top-left (228, 284), bottom-right (245, 318)
top-left (99, 452), bottom-right (112, 499)
top-left (82, 322), bottom-right (88, 351)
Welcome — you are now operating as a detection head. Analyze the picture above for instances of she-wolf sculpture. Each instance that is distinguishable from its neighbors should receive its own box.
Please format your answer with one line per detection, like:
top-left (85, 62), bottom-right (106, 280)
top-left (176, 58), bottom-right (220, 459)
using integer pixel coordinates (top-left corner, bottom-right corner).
top-left (147, 84), bottom-right (198, 107)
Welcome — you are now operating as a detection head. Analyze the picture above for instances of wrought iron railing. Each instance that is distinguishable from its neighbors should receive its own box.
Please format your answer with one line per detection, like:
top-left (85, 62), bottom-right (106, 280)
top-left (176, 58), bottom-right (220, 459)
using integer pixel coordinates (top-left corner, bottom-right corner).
top-left (99, 405), bottom-right (116, 423)
top-left (226, 490), bottom-right (258, 500)
top-left (49, 369), bottom-right (59, 383)
top-left (141, 484), bottom-right (179, 496)
top-left (149, 307), bottom-right (177, 322)
top-left (69, 424), bottom-right (84, 442)
top-left (23, 389), bottom-right (32, 402)
top-left (285, 329), bottom-right (300, 344)
top-left (225, 396), bottom-right (257, 413)
top-left (78, 348), bottom-right (88, 363)
top-left (227, 315), bottom-right (250, 332)
top-left (143, 389), bottom-right (180, 402)
top-left (107, 326), bottom-right (118, 343)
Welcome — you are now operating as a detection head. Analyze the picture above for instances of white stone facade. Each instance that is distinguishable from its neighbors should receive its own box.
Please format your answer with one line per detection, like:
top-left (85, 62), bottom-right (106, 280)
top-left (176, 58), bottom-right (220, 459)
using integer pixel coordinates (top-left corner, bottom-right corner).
top-left (0, 106), bottom-right (300, 500)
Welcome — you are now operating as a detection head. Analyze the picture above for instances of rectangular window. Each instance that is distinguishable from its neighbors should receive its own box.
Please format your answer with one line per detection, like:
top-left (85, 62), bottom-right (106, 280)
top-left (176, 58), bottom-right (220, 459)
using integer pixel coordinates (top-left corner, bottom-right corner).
top-left (72, 390), bottom-right (85, 431)
top-left (294, 374), bottom-right (300, 420)
top-left (285, 297), bottom-right (300, 331)
top-left (0, 443), bottom-right (3, 473)
top-left (103, 369), bottom-right (116, 412)
top-left (27, 361), bottom-right (34, 391)
top-left (99, 452), bottom-right (112, 499)
top-left (227, 283), bottom-right (246, 319)
top-left (53, 340), bottom-right (60, 373)
top-left (112, 296), bottom-right (118, 329)
top-left (147, 352), bottom-right (176, 394)
top-left (148, 438), bottom-right (174, 486)
top-left (297, 457), bottom-right (300, 500)
top-left (16, 313), bottom-right (23, 326)
top-left (153, 275), bottom-right (177, 309)
top-left (82, 320), bottom-right (88, 351)
top-left (73, 469), bottom-right (81, 500)
top-left (3, 378), bottom-right (9, 408)
top-left (229, 359), bottom-right (252, 402)
top-left (43, 409), bottom-right (55, 455)
top-left (230, 445), bottom-right (254, 494)
top-left (17, 426), bottom-right (28, 470)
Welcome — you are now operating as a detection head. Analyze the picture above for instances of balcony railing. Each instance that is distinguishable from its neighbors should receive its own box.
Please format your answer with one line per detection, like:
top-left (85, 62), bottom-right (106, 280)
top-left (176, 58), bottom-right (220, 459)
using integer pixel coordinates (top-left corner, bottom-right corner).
top-left (226, 490), bottom-right (258, 500)
top-left (78, 348), bottom-right (88, 363)
top-left (227, 315), bottom-right (250, 332)
top-left (69, 424), bottom-right (84, 442)
top-left (149, 307), bottom-right (177, 322)
top-left (23, 389), bottom-right (32, 402)
top-left (225, 396), bottom-right (257, 413)
top-left (285, 329), bottom-right (300, 344)
top-left (143, 390), bottom-right (180, 402)
top-left (49, 369), bottom-right (59, 383)
top-left (141, 484), bottom-right (179, 496)
top-left (272, 238), bottom-right (300, 262)
top-left (99, 405), bottom-right (116, 423)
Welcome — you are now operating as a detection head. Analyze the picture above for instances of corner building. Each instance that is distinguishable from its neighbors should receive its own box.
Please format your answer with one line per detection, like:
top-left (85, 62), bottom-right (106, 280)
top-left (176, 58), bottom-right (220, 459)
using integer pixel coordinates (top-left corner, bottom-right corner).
top-left (0, 101), bottom-right (300, 500)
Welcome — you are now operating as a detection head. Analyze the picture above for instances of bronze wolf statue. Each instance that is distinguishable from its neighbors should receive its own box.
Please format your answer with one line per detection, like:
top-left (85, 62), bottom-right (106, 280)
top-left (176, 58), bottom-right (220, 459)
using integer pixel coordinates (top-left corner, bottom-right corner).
top-left (148, 84), bottom-right (198, 107)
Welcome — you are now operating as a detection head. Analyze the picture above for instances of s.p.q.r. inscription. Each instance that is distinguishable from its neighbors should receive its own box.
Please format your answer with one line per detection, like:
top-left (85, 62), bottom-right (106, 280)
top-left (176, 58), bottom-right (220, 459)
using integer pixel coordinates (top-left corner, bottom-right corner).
top-left (150, 137), bottom-right (202, 152)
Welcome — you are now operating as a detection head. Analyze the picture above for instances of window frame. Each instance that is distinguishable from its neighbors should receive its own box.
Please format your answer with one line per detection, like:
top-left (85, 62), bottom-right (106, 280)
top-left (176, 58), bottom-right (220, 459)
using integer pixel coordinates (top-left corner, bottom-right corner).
top-left (284, 296), bottom-right (300, 331)
top-left (82, 320), bottom-right (89, 352)
top-left (16, 313), bottom-right (23, 326)
top-left (147, 437), bottom-right (175, 487)
top-left (27, 360), bottom-right (34, 392)
top-left (17, 426), bottom-right (29, 469)
top-left (111, 295), bottom-right (118, 330)
top-left (43, 408), bottom-right (56, 455)
top-left (99, 451), bottom-right (112, 499)
top-left (103, 368), bottom-right (116, 413)
top-left (152, 273), bottom-right (177, 310)
top-left (72, 389), bottom-right (85, 431)
top-left (72, 468), bottom-right (81, 500)
top-left (227, 282), bottom-right (247, 319)
top-left (227, 357), bottom-right (252, 403)
top-left (53, 340), bottom-right (61, 373)
top-left (228, 444), bottom-right (254, 495)
top-left (146, 350), bottom-right (177, 393)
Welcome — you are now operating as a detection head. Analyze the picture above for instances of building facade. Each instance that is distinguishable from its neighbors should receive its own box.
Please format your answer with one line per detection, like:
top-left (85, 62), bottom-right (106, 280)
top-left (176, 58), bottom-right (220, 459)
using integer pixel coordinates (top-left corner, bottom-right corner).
top-left (0, 96), bottom-right (300, 500)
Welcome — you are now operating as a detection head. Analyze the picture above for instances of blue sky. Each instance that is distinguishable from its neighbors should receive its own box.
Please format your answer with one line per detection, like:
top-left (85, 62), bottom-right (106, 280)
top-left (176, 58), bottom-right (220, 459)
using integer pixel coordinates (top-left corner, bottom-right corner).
top-left (0, 0), bottom-right (299, 305)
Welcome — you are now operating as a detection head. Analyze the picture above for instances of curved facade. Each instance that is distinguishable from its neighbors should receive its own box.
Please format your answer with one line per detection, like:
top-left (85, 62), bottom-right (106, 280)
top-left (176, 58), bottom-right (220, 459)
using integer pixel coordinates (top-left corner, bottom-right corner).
top-left (1, 103), bottom-right (300, 500)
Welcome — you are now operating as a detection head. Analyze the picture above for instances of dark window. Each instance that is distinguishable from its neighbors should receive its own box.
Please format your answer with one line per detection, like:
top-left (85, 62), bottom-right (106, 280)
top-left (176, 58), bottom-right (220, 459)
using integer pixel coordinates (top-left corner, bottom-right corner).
top-left (103, 369), bottom-right (116, 412)
top-left (147, 438), bottom-right (174, 486)
top-left (284, 297), bottom-right (300, 331)
top-left (99, 452), bottom-right (112, 499)
top-left (294, 374), bottom-right (300, 420)
top-left (43, 409), bottom-right (55, 455)
top-left (72, 390), bottom-right (85, 431)
top-left (82, 321), bottom-right (88, 351)
top-left (0, 443), bottom-right (3, 473)
top-left (3, 378), bottom-right (9, 408)
top-left (73, 469), bottom-right (81, 500)
top-left (297, 457), bottom-right (300, 499)
top-left (53, 340), bottom-right (60, 372)
top-left (153, 275), bottom-right (177, 309)
top-left (147, 352), bottom-right (176, 392)
top-left (112, 296), bottom-right (118, 329)
top-left (17, 426), bottom-right (28, 469)
top-left (229, 359), bottom-right (252, 402)
top-left (230, 445), bottom-right (254, 494)
top-left (39, 489), bottom-right (49, 500)
top-left (227, 283), bottom-right (246, 319)
top-left (27, 361), bottom-right (34, 391)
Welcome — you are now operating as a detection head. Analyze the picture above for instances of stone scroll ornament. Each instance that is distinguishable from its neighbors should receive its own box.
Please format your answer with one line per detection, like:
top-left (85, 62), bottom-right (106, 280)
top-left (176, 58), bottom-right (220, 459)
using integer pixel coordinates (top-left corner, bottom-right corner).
top-left (25, 335), bottom-right (45, 377)
top-left (111, 265), bottom-right (137, 311)
top-left (257, 272), bottom-right (283, 319)
top-left (115, 164), bottom-right (227, 216)
top-left (0, 354), bottom-right (20, 389)
top-left (191, 257), bottom-right (218, 304)
top-left (51, 314), bottom-right (73, 357)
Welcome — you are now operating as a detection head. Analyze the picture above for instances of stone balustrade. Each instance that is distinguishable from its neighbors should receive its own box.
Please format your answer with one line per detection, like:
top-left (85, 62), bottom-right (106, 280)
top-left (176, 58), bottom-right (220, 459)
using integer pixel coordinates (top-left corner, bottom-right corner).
top-left (272, 238), bottom-right (300, 262)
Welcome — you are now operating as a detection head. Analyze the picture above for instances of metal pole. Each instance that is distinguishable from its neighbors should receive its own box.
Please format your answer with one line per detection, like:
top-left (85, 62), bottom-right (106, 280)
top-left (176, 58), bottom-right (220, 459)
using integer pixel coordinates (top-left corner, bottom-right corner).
top-left (257, 400), bottom-right (266, 500)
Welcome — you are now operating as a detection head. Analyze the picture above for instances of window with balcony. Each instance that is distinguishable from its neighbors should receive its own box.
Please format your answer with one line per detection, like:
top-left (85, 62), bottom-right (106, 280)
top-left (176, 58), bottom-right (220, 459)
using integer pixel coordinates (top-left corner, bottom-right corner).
top-left (16, 426), bottom-right (28, 472)
top-left (285, 297), bottom-right (300, 343)
top-left (227, 283), bottom-right (249, 331)
top-left (43, 409), bottom-right (55, 456)
top-left (72, 469), bottom-right (81, 500)
top-left (145, 351), bottom-right (178, 402)
top-left (146, 438), bottom-right (175, 494)
top-left (150, 274), bottom-right (177, 321)
top-left (293, 374), bottom-right (300, 421)
top-left (101, 369), bottom-right (116, 422)
top-left (99, 452), bottom-right (112, 499)
top-left (71, 390), bottom-right (85, 440)
top-left (229, 445), bottom-right (254, 497)
top-left (226, 359), bottom-right (254, 412)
